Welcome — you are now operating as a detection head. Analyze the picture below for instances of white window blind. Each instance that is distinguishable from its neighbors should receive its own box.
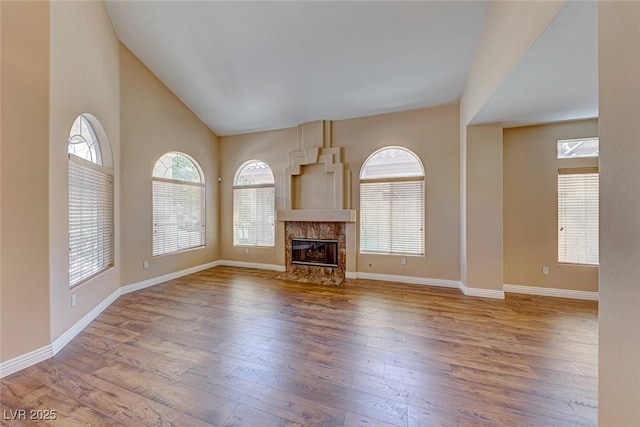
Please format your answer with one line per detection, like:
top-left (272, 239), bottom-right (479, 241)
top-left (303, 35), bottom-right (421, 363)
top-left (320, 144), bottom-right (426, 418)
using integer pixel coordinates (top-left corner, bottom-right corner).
top-left (233, 160), bottom-right (275, 247)
top-left (558, 168), bottom-right (599, 265)
top-left (360, 180), bottom-right (425, 255)
top-left (233, 186), bottom-right (275, 246)
top-left (152, 179), bottom-right (205, 256)
top-left (152, 152), bottom-right (206, 257)
top-left (69, 156), bottom-right (114, 286)
top-left (359, 147), bottom-right (425, 255)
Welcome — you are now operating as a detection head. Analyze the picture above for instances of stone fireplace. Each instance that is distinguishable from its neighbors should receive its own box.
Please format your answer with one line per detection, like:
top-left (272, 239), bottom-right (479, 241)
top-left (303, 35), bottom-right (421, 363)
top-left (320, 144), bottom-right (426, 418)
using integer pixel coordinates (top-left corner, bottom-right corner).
top-left (276, 221), bottom-right (346, 285)
top-left (275, 120), bottom-right (356, 285)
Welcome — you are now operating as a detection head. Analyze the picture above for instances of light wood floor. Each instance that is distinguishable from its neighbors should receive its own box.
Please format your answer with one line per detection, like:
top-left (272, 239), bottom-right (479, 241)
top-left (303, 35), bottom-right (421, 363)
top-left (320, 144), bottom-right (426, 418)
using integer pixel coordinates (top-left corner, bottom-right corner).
top-left (1, 266), bottom-right (598, 426)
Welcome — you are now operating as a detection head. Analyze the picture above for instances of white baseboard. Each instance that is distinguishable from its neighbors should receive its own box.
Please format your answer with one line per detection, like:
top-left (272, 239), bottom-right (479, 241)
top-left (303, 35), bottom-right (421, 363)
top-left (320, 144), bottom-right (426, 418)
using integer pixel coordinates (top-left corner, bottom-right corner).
top-left (348, 271), bottom-right (505, 299)
top-left (217, 260), bottom-right (285, 272)
top-left (460, 283), bottom-right (505, 299)
top-left (121, 260), bottom-right (221, 295)
top-left (8, 261), bottom-right (548, 378)
top-left (51, 288), bottom-right (122, 354)
top-left (504, 284), bottom-right (599, 301)
top-left (0, 287), bottom-right (121, 378)
top-left (347, 271), bottom-right (462, 289)
top-left (0, 259), bottom-right (224, 379)
top-left (0, 344), bottom-right (53, 378)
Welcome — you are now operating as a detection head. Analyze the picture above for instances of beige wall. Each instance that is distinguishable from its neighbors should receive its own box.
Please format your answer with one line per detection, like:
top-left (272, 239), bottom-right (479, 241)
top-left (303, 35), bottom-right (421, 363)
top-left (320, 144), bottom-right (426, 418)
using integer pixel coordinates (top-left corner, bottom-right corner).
top-left (465, 124), bottom-right (503, 291)
top-left (119, 44), bottom-right (220, 286)
top-left (1, 0), bottom-right (221, 364)
top-left (599, 2), bottom-right (640, 423)
top-left (220, 127), bottom-right (297, 265)
top-left (459, 0), bottom-right (564, 292)
top-left (0, 0), bottom-right (51, 362)
top-left (338, 106), bottom-right (460, 280)
top-left (0, 0), bottom-right (3, 352)
top-left (49, 0), bottom-right (122, 341)
top-left (503, 120), bottom-right (598, 292)
top-left (220, 105), bottom-right (460, 281)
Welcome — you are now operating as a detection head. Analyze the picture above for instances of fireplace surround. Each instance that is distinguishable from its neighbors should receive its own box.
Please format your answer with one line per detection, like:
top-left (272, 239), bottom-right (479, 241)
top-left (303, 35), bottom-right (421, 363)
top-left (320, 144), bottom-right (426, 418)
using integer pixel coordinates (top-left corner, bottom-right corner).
top-left (273, 120), bottom-right (356, 285)
top-left (275, 221), bottom-right (346, 285)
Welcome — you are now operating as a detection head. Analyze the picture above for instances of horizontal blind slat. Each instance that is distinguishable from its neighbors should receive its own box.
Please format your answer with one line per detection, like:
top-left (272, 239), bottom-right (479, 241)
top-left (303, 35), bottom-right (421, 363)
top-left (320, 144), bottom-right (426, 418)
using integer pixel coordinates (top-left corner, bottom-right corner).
top-left (233, 186), bottom-right (275, 246)
top-left (558, 172), bottom-right (599, 265)
top-left (69, 158), bottom-right (114, 287)
top-left (152, 179), bottom-right (206, 256)
top-left (360, 180), bottom-right (424, 255)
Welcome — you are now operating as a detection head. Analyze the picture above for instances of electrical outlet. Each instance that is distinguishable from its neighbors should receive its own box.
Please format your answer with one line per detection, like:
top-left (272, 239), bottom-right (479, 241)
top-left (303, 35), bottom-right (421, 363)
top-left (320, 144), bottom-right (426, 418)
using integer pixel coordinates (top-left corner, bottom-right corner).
top-left (143, 260), bottom-right (149, 269)
top-left (542, 266), bottom-right (549, 275)
top-left (245, 248), bottom-right (249, 254)
top-left (401, 257), bottom-right (407, 265)
top-left (71, 294), bottom-right (77, 307)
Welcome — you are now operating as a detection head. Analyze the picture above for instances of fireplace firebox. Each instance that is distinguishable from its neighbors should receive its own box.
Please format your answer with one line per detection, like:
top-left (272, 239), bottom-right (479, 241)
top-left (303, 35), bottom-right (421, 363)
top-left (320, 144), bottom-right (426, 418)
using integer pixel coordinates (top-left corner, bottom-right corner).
top-left (292, 238), bottom-right (338, 268)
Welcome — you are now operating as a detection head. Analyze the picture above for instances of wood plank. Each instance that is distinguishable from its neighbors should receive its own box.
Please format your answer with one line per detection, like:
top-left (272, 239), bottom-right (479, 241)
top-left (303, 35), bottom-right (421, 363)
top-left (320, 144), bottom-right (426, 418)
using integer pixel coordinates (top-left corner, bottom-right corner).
top-left (222, 404), bottom-right (299, 427)
top-left (112, 396), bottom-right (216, 427)
top-left (230, 361), bottom-right (408, 426)
top-left (1, 266), bottom-right (598, 426)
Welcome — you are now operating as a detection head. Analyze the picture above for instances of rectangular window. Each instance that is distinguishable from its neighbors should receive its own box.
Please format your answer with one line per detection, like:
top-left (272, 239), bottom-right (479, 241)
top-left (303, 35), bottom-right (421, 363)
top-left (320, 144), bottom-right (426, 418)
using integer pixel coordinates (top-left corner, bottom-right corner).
top-left (558, 168), bottom-right (599, 265)
top-left (233, 186), bottom-right (275, 246)
top-left (152, 179), bottom-right (205, 256)
top-left (360, 180), bottom-right (425, 255)
top-left (557, 137), bottom-right (599, 159)
top-left (69, 156), bottom-right (114, 286)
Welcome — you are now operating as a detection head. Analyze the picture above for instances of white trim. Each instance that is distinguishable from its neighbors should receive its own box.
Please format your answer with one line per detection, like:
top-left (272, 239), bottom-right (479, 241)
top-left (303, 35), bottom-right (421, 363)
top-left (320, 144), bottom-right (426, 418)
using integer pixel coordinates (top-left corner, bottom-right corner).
top-left (3, 261), bottom-right (526, 379)
top-left (347, 272), bottom-right (505, 299)
top-left (0, 260), bottom-right (223, 378)
top-left (121, 261), bottom-right (221, 295)
top-left (504, 284), bottom-right (599, 301)
top-left (216, 260), bottom-right (285, 272)
top-left (460, 283), bottom-right (506, 299)
top-left (51, 288), bottom-right (121, 354)
top-left (0, 287), bottom-right (124, 378)
top-left (347, 271), bottom-right (461, 289)
top-left (0, 345), bottom-right (53, 378)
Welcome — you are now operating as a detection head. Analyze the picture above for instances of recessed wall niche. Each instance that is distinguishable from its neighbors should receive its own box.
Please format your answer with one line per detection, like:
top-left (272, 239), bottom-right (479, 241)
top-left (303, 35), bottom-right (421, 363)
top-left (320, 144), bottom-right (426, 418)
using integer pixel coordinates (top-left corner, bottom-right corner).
top-left (292, 163), bottom-right (335, 210)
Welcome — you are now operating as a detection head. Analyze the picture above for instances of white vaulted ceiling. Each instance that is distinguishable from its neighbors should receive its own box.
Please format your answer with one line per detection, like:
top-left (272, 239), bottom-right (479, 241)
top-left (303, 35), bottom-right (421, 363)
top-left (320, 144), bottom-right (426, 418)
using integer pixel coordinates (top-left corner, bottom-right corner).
top-left (106, 1), bottom-right (598, 136)
top-left (106, 1), bottom-right (488, 135)
top-left (472, 0), bottom-right (598, 127)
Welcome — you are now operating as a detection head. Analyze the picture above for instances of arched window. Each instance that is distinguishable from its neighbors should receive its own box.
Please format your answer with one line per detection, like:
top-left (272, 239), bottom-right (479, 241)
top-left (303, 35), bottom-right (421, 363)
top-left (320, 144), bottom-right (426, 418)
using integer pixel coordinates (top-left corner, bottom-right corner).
top-left (68, 115), bottom-right (114, 287)
top-left (233, 160), bottom-right (275, 247)
top-left (152, 152), bottom-right (205, 256)
top-left (359, 146), bottom-right (425, 255)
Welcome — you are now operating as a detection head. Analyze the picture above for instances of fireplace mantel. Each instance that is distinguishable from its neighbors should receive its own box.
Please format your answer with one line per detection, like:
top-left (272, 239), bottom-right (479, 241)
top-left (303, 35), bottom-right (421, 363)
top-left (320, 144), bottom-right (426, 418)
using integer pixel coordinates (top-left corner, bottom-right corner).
top-left (276, 209), bottom-right (356, 223)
